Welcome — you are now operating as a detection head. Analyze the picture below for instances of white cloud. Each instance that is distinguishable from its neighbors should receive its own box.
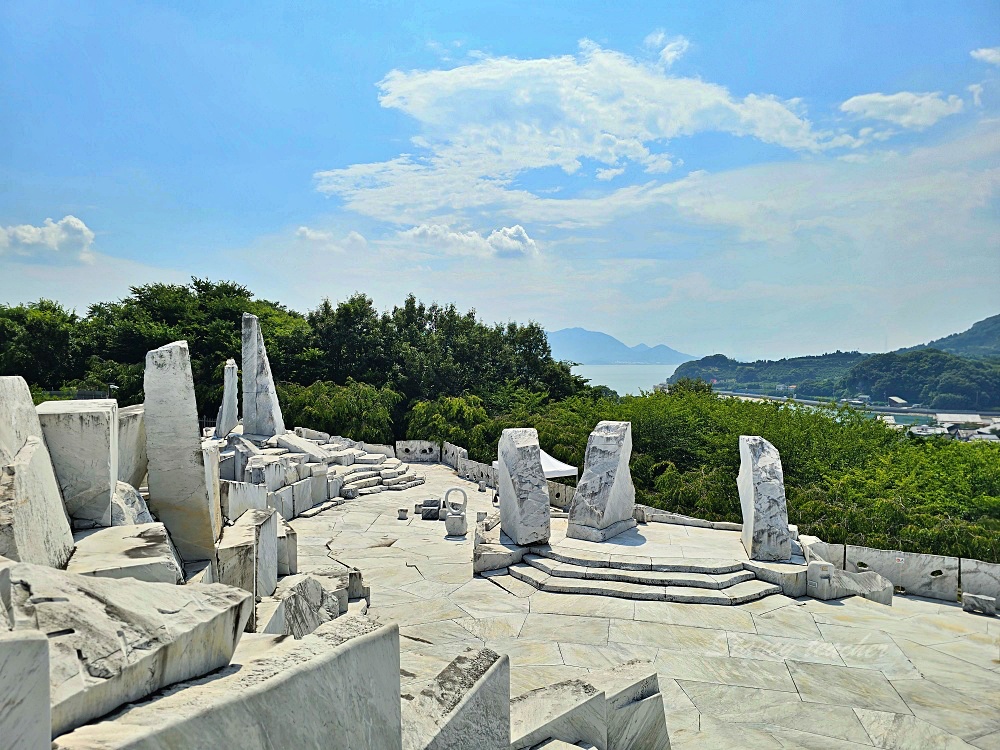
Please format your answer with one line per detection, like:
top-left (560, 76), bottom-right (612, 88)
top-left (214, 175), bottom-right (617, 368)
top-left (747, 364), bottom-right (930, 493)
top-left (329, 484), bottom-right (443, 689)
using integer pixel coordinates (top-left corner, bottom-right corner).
top-left (296, 226), bottom-right (367, 251)
top-left (595, 166), bottom-right (625, 181)
top-left (315, 39), bottom-right (862, 226)
top-left (968, 83), bottom-right (984, 107)
top-left (398, 223), bottom-right (538, 258)
top-left (0, 215), bottom-right (95, 263)
top-left (643, 30), bottom-right (690, 66)
top-left (840, 91), bottom-right (963, 129)
top-left (971, 47), bottom-right (1000, 66)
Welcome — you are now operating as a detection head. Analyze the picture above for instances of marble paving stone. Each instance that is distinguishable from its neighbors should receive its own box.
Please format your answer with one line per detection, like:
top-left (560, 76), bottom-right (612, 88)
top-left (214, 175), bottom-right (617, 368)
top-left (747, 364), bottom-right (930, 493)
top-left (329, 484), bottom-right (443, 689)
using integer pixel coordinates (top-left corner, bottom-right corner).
top-left (659, 677), bottom-right (699, 712)
top-left (930, 633), bottom-right (1000, 672)
top-left (970, 729), bottom-right (1000, 749)
top-left (481, 571), bottom-right (536, 598)
top-left (559, 641), bottom-right (653, 670)
top-left (817, 622), bottom-right (896, 645)
top-left (787, 659), bottom-right (911, 713)
top-left (854, 707), bottom-right (974, 750)
top-left (528, 590), bottom-right (635, 619)
top-left (834, 641), bottom-right (922, 680)
top-left (654, 650), bottom-right (797, 692)
top-left (678, 680), bottom-right (873, 745)
top-left (737, 592), bottom-right (800, 615)
top-left (727, 631), bottom-right (846, 666)
top-left (610, 619), bottom-right (729, 656)
top-left (761, 726), bottom-right (875, 749)
top-left (367, 597), bottom-right (468, 627)
top-left (891, 677), bottom-right (1000, 742)
top-left (633, 600), bottom-right (756, 633)
top-left (400, 578), bottom-right (464, 599)
top-left (509, 665), bottom-right (593, 698)
top-left (398, 619), bottom-right (477, 647)
top-left (519, 613), bottom-right (610, 645)
top-left (421, 562), bottom-right (472, 584)
top-left (752, 604), bottom-right (823, 639)
top-left (668, 714), bottom-right (787, 749)
top-left (448, 577), bottom-right (530, 618)
top-left (456, 613), bottom-right (527, 640)
top-left (486, 638), bottom-right (564, 666)
top-left (891, 638), bottom-right (1000, 705)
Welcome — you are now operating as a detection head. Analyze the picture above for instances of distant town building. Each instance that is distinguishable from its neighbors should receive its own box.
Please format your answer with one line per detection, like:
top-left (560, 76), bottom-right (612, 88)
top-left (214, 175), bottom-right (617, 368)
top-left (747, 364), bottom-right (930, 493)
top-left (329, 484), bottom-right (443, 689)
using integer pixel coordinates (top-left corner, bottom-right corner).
top-left (908, 425), bottom-right (951, 438)
top-left (888, 396), bottom-right (908, 407)
top-left (935, 413), bottom-right (987, 426)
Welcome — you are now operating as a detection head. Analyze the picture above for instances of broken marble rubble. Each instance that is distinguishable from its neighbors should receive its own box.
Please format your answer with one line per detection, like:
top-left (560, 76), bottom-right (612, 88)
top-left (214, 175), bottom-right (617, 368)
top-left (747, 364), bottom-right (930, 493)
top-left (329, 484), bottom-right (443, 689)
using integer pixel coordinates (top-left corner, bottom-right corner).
top-left (110, 481), bottom-right (154, 526)
top-left (5, 560), bottom-right (251, 737)
top-left (36, 399), bottom-right (118, 529)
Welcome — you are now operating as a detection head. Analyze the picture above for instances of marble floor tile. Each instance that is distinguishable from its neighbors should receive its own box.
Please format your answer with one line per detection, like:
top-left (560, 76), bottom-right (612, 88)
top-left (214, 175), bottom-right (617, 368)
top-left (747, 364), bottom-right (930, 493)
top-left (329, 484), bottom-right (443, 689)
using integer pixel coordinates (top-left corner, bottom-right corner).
top-left (633, 600), bottom-right (756, 633)
top-left (610, 619), bottom-right (729, 656)
top-left (787, 659), bottom-right (911, 714)
top-left (518, 612), bottom-right (610, 645)
top-left (655, 650), bottom-right (796, 692)
top-left (727, 631), bottom-right (846, 666)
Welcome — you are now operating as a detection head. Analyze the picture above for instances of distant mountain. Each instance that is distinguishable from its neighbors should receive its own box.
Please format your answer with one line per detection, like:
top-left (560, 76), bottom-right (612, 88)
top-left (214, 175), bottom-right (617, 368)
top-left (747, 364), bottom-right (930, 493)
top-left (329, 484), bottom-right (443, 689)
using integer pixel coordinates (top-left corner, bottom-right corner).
top-left (548, 327), bottom-right (693, 365)
top-left (902, 313), bottom-right (1000, 360)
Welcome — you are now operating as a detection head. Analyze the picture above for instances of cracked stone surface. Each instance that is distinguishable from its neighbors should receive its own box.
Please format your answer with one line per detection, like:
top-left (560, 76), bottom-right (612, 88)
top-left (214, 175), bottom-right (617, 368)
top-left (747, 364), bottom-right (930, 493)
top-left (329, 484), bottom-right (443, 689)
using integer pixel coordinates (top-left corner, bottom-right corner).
top-left (290, 462), bottom-right (1000, 749)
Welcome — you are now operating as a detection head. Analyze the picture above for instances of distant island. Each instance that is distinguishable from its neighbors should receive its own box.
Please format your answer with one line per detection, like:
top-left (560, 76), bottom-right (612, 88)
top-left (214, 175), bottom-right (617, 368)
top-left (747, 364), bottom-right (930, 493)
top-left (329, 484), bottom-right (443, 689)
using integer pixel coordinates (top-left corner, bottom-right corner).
top-left (547, 327), bottom-right (693, 365)
top-left (670, 313), bottom-right (1000, 411)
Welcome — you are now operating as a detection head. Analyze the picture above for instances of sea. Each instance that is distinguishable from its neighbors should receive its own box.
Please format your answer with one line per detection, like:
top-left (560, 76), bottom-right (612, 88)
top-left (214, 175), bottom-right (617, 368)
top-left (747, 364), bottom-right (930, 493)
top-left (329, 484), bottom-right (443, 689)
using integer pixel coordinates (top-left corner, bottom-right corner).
top-left (572, 364), bottom-right (681, 395)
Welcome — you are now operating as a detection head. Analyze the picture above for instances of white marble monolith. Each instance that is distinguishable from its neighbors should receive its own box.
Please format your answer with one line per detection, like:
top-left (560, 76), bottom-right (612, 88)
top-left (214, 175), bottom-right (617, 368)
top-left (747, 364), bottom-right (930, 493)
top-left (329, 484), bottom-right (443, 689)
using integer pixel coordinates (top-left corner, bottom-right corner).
top-left (143, 341), bottom-right (223, 562)
top-left (737, 436), bottom-right (791, 562)
top-left (214, 359), bottom-right (239, 438)
top-left (567, 421), bottom-right (636, 542)
top-left (241, 313), bottom-right (284, 437)
top-left (0, 629), bottom-right (51, 750)
top-left (36, 399), bottom-right (119, 529)
top-left (497, 428), bottom-right (550, 546)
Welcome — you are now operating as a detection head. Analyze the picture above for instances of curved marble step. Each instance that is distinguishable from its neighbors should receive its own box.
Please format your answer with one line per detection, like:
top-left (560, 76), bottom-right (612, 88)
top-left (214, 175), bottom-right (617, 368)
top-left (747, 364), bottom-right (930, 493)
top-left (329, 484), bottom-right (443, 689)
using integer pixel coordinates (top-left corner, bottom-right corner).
top-left (528, 545), bottom-right (745, 575)
top-left (508, 562), bottom-right (780, 605)
top-left (523, 554), bottom-right (755, 589)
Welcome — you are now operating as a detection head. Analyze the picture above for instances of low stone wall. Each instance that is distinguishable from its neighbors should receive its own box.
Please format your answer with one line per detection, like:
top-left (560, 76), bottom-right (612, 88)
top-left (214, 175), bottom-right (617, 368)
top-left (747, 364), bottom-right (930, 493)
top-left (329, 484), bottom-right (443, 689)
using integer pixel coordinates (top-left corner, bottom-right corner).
top-left (456, 457), bottom-right (498, 487)
top-left (546, 481), bottom-right (575, 510)
top-left (846, 546), bottom-right (959, 601)
top-left (959, 558), bottom-right (1000, 601)
top-left (441, 441), bottom-right (468, 469)
top-left (395, 440), bottom-right (441, 463)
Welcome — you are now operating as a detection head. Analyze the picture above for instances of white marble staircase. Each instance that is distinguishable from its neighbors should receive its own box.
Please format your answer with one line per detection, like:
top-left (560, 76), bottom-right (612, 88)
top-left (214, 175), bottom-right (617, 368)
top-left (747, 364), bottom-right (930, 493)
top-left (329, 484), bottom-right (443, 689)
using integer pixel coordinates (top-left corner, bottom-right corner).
top-left (502, 546), bottom-right (781, 605)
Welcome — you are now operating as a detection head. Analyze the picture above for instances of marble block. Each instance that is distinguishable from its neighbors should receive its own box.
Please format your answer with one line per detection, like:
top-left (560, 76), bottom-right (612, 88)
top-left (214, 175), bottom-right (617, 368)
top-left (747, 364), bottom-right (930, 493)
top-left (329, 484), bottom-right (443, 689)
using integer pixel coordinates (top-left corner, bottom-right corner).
top-left (807, 560), bottom-right (892, 606)
top-left (497, 428), bottom-right (550, 546)
top-left (117, 404), bottom-right (147, 488)
top-left (962, 592), bottom-right (995, 616)
top-left (217, 510), bottom-right (279, 610)
top-left (6, 561), bottom-right (251, 738)
top-left (277, 516), bottom-right (298, 576)
top-left (586, 660), bottom-right (669, 750)
top-left (214, 359), bottom-right (240, 438)
top-left (277, 432), bottom-right (331, 463)
top-left (959, 558), bottom-right (1000, 601)
top-left (737, 436), bottom-right (791, 562)
top-left (510, 679), bottom-right (607, 750)
top-left (37, 399), bottom-right (118, 529)
top-left (68, 523), bottom-right (184, 584)
top-left (267, 485), bottom-right (294, 521)
top-left (0, 436), bottom-right (75, 568)
top-left (401, 648), bottom-right (509, 750)
top-left (568, 421), bottom-right (634, 541)
top-left (241, 313), bottom-right (285, 437)
top-left (143, 341), bottom-right (223, 562)
top-left (291, 478), bottom-right (314, 516)
top-left (110, 481), bottom-right (154, 526)
top-left (220, 480), bottom-right (268, 523)
top-left (0, 629), bottom-right (50, 750)
top-left (395, 440), bottom-right (441, 463)
top-left (52, 618), bottom-right (403, 750)
top-left (273, 574), bottom-right (331, 637)
top-left (846, 545), bottom-right (958, 601)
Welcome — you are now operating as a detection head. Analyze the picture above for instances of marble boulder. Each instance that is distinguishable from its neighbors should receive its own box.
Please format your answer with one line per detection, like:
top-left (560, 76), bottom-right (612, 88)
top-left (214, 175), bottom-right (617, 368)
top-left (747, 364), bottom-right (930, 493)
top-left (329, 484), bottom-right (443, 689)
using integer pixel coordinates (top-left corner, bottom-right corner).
top-left (215, 358), bottom-right (239, 438)
top-left (497, 428), bottom-right (550, 546)
top-left (737, 436), bottom-right (791, 562)
top-left (67, 523), bottom-right (184, 584)
top-left (567, 421), bottom-right (636, 542)
top-left (241, 313), bottom-right (285, 437)
top-left (110, 481), bottom-right (155, 526)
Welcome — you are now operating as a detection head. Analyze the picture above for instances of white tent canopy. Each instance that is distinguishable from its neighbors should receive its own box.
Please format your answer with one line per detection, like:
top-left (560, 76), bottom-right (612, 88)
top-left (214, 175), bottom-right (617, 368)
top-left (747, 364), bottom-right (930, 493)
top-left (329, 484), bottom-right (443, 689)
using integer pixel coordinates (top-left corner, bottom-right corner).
top-left (493, 448), bottom-right (577, 480)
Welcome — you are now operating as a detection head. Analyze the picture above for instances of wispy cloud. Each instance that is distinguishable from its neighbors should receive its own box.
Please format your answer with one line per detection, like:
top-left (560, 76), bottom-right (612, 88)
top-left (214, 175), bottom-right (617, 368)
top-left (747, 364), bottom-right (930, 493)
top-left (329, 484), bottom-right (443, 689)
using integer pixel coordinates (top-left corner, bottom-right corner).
top-left (397, 223), bottom-right (538, 258)
top-left (970, 47), bottom-right (1000, 66)
top-left (840, 91), bottom-right (963, 129)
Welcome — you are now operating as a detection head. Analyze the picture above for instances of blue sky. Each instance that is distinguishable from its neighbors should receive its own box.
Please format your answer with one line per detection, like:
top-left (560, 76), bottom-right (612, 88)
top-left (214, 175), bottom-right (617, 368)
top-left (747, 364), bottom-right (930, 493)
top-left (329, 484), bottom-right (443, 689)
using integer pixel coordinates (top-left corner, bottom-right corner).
top-left (2, 1), bottom-right (998, 359)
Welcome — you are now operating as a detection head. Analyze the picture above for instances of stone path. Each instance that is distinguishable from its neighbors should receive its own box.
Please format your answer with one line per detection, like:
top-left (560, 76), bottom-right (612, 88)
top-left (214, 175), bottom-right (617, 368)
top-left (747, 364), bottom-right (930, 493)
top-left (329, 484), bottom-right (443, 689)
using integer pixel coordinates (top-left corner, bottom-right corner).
top-left (291, 463), bottom-right (1000, 749)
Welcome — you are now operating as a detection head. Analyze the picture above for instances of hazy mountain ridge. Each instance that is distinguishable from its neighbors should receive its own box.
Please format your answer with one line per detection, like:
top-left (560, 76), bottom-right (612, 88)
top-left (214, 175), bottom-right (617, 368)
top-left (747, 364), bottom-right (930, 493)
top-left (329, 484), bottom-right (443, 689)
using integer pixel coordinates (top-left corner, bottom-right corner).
top-left (901, 313), bottom-right (1000, 359)
top-left (547, 327), bottom-right (693, 365)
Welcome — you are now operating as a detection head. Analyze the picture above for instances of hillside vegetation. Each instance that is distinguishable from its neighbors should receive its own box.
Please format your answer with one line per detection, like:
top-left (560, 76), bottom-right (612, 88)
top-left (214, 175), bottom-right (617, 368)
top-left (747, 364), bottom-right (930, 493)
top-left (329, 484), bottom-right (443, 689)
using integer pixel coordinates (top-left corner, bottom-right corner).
top-left (2, 281), bottom-right (997, 561)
